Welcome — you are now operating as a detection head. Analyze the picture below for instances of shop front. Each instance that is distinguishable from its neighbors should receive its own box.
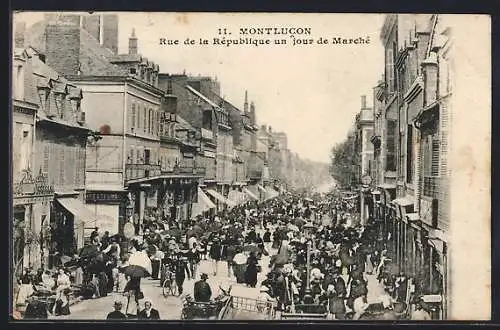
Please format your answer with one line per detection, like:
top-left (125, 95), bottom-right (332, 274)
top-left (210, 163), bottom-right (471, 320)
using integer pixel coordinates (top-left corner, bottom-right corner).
top-left (52, 191), bottom-right (94, 266)
top-left (84, 187), bottom-right (128, 236)
top-left (13, 170), bottom-right (54, 271)
top-left (392, 197), bottom-right (414, 275)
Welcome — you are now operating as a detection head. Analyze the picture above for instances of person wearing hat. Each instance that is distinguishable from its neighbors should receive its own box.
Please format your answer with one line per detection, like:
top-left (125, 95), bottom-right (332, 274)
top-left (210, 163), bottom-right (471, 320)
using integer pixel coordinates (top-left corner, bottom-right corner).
top-left (107, 301), bottom-right (127, 320)
top-left (410, 299), bottom-right (431, 320)
top-left (138, 299), bottom-right (160, 320)
top-left (329, 268), bottom-right (347, 319)
top-left (193, 273), bottom-right (212, 302)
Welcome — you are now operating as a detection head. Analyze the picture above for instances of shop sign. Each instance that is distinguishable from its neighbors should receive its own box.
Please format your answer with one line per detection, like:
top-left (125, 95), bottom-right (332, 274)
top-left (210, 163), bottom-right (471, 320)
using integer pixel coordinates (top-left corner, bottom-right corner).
top-left (86, 192), bottom-right (123, 204)
top-left (123, 222), bottom-right (135, 239)
top-left (13, 195), bottom-right (53, 205)
top-left (421, 294), bottom-right (442, 303)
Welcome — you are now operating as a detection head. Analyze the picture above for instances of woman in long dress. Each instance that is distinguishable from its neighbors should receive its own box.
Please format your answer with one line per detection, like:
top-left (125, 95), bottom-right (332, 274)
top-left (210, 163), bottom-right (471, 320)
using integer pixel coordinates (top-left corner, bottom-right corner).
top-left (244, 252), bottom-right (259, 288)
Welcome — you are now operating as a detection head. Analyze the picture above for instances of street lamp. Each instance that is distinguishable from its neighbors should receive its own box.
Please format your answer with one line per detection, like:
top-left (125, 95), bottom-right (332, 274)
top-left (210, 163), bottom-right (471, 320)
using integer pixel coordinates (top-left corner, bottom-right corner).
top-left (302, 240), bottom-right (313, 303)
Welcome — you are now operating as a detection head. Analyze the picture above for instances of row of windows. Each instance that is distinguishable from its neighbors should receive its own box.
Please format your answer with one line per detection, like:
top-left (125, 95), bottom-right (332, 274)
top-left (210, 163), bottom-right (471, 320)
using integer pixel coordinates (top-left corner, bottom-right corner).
top-left (128, 102), bottom-right (180, 138)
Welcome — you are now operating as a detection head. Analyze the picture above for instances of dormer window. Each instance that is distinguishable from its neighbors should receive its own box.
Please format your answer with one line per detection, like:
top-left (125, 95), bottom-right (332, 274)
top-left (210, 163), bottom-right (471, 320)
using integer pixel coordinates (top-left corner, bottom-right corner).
top-left (69, 99), bottom-right (81, 121)
top-left (54, 92), bottom-right (66, 118)
top-left (37, 87), bottom-right (51, 114)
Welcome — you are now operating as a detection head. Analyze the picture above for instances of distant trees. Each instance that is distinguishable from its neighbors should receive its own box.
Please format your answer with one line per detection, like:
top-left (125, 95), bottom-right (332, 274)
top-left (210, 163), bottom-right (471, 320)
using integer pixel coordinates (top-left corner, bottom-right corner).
top-left (329, 135), bottom-right (359, 188)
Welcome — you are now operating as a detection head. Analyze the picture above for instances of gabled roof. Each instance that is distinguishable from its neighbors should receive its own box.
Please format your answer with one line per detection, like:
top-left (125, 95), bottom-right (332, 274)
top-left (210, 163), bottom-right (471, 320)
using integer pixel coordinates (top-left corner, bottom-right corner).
top-left (185, 85), bottom-right (219, 109)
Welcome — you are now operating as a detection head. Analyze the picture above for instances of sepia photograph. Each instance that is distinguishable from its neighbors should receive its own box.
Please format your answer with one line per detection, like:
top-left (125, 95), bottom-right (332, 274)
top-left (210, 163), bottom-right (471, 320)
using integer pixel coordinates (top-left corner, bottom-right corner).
top-left (10, 11), bottom-right (490, 321)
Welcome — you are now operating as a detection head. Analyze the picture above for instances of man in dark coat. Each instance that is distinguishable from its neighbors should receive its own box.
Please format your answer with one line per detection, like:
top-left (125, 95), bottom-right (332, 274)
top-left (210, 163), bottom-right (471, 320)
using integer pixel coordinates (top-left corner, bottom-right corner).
top-left (138, 300), bottom-right (160, 320)
top-left (193, 273), bottom-right (212, 302)
top-left (106, 301), bottom-right (127, 320)
top-left (24, 296), bottom-right (48, 319)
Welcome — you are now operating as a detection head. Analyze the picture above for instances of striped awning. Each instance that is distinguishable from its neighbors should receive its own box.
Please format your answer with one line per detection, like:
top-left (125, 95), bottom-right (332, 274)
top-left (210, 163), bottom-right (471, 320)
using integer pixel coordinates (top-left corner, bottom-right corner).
top-left (56, 197), bottom-right (94, 224)
top-left (205, 189), bottom-right (236, 207)
top-left (192, 188), bottom-right (216, 217)
top-left (243, 188), bottom-right (259, 201)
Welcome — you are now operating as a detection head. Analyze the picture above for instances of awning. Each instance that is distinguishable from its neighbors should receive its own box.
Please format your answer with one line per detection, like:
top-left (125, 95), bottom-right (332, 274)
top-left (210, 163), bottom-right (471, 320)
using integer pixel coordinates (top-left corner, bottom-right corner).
top-left (243, 188), bottom-right (259, 201)
top-left (392, 197), bottom-right (414, 207)
top-left (85, 184), bottom-right (126, 192)
top-left (257, 184), bottom-right (267, 192)
top-left (265, 188), bottom-right (280, 201)
top-left (56, 197), bottom-right (95, 223)
top-left (428, 238), bottom-right (445, 255)
top-left (406, 212), bottom-right (420, 222)
top-left (205, 189), bottom-right (236, 207)
top-left (371, 190), bottom-right (381, 195)
top-left (192, 188), bottom-right (216, 217)
top-left (228, 190), bottom-right (245, 206)
top-left (378, 183), bottom-right (397, 190)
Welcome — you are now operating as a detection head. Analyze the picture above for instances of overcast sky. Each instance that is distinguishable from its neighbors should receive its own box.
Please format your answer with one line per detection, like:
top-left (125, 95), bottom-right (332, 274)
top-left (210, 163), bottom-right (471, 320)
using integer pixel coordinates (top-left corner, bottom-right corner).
top-left (14, 12), bottom-right (385, 164)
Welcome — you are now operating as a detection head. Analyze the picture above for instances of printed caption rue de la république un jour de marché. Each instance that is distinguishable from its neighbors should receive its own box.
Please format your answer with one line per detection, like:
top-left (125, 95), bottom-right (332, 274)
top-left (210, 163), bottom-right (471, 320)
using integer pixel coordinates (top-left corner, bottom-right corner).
top-left (159, 26), bottom-right (372, 48)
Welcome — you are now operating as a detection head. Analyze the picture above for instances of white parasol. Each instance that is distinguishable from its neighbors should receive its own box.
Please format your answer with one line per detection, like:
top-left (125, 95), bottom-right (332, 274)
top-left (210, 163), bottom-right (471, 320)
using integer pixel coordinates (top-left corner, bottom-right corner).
top-left (127, 251), bottom-right (152, 275)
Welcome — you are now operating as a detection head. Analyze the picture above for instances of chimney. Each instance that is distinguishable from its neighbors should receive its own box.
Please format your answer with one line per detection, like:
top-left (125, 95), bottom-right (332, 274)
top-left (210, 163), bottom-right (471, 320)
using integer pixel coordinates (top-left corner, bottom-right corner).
top-left (129, 28), bottom-right (138, 55)
top-left (102, 14), bottom-right (119, 54)
top-left (250, 101), bottom-right (256, 125)
top-left (45, 19), bottom-right (81, 77)
top-left (361, 95), bottom-right (367, 108)
top-left (164, 75), bottom-right (178, 115)
top-left (243, 90), bottom-right (249, 113)
top-left (14, 22), bottom-right (26, 48)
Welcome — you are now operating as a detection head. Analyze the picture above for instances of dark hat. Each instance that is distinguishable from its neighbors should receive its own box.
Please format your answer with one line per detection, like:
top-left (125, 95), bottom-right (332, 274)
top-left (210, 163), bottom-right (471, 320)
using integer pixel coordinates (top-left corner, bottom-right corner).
top-left (201, 273), bottom-right (209, 280)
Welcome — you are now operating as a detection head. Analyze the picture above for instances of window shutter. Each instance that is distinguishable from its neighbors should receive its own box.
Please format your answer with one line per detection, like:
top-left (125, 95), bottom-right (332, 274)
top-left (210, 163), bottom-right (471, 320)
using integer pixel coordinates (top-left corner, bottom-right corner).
top-left (43, 144), bottom-right (50, 174)
top-left (60, 147), bottom-right (65, 186)
top-left (431, 135), bottom-right (440, 176)
top-left (75, 147), bottom-right (81, 187)
top-left (66, 146), bottom-right (74, 186)
top-left (135, 105), bottom-right (140, 129)
top-left (143, 107), bottom-right (147, 133)
top-left (129, 103), bottom-right (135, 131)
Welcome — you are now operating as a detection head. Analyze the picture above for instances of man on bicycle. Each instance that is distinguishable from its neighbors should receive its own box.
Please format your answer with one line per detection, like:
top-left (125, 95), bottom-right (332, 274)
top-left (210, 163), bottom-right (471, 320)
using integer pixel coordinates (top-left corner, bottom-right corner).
top-left (193, 273), bottom-right (212, 302)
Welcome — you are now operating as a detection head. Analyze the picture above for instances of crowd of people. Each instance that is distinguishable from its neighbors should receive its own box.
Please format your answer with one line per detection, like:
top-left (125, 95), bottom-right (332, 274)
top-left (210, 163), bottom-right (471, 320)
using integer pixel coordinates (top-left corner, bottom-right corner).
top-left (14, 187), bottom-right (433, 321)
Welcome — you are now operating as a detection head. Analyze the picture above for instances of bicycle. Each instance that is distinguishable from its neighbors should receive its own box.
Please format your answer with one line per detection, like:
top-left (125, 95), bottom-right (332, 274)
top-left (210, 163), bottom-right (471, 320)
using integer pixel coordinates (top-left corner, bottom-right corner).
top-left (162, 269), bottom-right (178, 297)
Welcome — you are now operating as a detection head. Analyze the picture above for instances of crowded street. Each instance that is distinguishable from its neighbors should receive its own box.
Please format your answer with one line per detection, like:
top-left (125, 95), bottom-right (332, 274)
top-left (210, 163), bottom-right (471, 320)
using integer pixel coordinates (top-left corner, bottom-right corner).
top-left (16, 188), bottom-right (423, 321)
top-left (13, 12), bottom-right (479, 322)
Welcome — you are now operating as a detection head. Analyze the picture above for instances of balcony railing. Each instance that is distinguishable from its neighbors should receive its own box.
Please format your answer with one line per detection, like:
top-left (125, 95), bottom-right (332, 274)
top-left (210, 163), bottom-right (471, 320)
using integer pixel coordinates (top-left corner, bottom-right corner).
top-left (162, 165), bottom-right (206, 176)
top-left (423, 176), bottom-right (439, 198)
top-left (125, 163), bottom-right (161, 182)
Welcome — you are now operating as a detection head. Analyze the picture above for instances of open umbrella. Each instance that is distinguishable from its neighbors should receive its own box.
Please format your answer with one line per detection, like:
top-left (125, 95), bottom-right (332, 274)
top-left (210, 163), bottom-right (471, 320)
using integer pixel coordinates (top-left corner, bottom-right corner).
top-left (165, 228), bottom-right (182, 238)
top-left (60, 255), bottom-right (72, 265)
top-left (243, 244), bottom-right (259, 254)
top-left (304, 222), bottom-right (315, 229)
top-left (293, 218), bottom-right (306, 227)
top-left (127, 251), bottom-right (152, 275)
top-left (123, 264), bottom-right (150, 278)
top-left (79, 245), bottom-right (99, 259)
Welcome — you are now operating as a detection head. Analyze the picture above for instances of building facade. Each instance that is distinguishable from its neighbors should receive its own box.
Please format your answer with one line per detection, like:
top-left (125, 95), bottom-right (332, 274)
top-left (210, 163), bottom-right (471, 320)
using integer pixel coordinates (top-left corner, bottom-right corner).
top-left (367, 14), bottom-right (452, 319)
top-left (12, 42), bottom-right (91, 270)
